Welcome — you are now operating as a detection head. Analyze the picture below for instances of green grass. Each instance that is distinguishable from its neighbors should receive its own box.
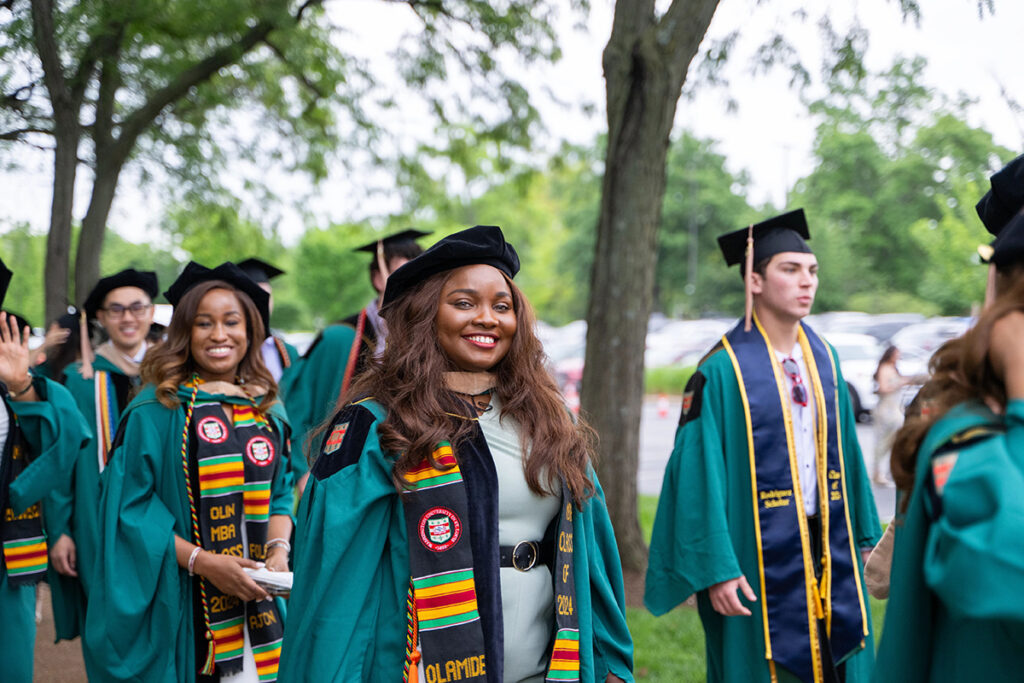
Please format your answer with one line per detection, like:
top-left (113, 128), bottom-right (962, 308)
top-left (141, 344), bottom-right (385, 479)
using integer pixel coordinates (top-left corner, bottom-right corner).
top-left (631, 496), bottom-right (888, 679)
top-left (643, 366), bottom-right (695, 395)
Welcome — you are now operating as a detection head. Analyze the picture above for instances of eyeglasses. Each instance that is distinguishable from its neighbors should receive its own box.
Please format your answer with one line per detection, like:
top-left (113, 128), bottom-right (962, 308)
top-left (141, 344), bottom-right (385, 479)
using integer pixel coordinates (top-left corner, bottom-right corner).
top-left (781, 357), bottom-right (808, 407)
top-left (100, 302), bottom-right (152, 319)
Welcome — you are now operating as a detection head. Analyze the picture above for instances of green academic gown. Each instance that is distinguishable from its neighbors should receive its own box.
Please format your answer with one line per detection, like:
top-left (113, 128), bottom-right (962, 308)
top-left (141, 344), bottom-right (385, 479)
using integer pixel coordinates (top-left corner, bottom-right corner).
top-left (278, 401), bottom-right (634, 682)
top-left (1, 377), bottom-right (89, 683)
top-left (46, 356), bottom-right (137, 651)
top-left (875, 399), bottom-right (1024, 681)
top-left (83, 384), bottom-right (294, 683)
top-left (278, 323), bottom-right (356, 477)
top-left (645, 339), bottom-right (880, 683)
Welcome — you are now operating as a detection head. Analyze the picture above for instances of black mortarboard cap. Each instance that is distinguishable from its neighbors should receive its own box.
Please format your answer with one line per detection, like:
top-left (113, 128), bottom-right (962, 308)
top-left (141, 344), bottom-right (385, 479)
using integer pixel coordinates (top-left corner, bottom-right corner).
top-left (163, 261), bottom-right (271, 334)
top-left (83, 269), bottom-right (159, 318)
top-left (976, 154), bottom-right (1024, 236)
top-left (237, 258), bottom-right (284, 284)
top-left (0, 257), bottom-right (10, 310)
top-left (382, 225), bottom-right (520, 308)
top-left (990, 210), bottom-right (1024, 269)
top-left (2, 311), bottom-right (31, 332)
top-left (717, 209), bottom-right (812, 267)
top-left (354, 228), bottom-right (431, 254)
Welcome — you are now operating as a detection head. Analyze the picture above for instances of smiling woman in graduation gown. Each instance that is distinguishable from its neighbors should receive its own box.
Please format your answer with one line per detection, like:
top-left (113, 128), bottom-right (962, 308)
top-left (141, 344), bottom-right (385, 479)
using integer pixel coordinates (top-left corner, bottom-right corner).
top-left (85, 262), bottom-right (295, 683)
top-left (280, 226), bottom-right (633, 682)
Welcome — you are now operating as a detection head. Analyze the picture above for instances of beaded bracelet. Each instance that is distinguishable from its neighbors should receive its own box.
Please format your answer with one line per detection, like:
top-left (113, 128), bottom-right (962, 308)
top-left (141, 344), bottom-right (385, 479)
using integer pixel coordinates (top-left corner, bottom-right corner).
top-left (188, 546), bottom-right (203, 576)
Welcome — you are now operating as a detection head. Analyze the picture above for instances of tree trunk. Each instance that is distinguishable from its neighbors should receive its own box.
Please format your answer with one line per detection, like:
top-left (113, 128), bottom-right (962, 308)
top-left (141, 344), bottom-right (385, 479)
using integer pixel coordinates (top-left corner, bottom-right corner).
top-left (582, 0), bottom-right (719, 572)
top-left (74, 154), bottom-right (123, 300)
top-left (43, 124), bottom-right (79, 322)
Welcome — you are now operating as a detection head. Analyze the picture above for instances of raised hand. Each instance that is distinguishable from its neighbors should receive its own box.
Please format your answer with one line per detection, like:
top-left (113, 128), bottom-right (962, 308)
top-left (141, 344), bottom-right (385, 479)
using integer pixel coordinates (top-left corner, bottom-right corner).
top-left (0, 312), bottom-right (32, 395)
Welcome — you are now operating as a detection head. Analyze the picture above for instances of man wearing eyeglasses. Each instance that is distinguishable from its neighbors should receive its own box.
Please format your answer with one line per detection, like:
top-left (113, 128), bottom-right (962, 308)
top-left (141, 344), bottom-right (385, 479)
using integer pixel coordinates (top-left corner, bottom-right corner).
top-left (645, 210), bottom-right (881, 683)
top-left (48, 268), bottom-right (159, 677)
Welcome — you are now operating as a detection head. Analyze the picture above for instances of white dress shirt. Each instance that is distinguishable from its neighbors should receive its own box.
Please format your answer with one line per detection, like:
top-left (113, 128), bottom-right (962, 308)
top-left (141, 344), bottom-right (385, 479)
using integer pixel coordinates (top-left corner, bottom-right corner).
top-left (775, 345), bottom-right (819, 516)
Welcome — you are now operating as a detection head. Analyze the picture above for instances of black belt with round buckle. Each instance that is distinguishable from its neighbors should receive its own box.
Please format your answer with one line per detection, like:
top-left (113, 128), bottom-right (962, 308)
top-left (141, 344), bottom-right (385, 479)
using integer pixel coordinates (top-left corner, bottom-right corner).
top-left (498, 540), bottom-right (552, 572)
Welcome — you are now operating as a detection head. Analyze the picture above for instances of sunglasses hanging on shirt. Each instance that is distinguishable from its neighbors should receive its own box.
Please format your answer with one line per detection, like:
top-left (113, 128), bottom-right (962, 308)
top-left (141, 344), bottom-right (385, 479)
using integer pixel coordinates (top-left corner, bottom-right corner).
top-left (781, 357), bottom-right (809, 407)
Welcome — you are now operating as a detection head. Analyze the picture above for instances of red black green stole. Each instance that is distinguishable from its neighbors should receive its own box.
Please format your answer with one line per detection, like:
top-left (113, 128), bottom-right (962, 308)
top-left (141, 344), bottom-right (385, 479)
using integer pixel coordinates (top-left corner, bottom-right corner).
top-left (722, 317), bottom-right (868, 683)
top-left (400, 442), bottom-right (579, 682)
top-left (191, 401), bottom-right (284, 680)
top-left (1, 400), bottom-right (48, 586)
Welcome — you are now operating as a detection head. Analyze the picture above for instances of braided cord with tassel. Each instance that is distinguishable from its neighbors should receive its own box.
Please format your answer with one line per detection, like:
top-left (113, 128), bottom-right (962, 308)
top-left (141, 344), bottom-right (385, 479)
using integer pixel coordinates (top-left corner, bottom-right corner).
top-left (403, 579), bottom-right (421, 682)
top-left (179, 375), bottom-right (217, 675)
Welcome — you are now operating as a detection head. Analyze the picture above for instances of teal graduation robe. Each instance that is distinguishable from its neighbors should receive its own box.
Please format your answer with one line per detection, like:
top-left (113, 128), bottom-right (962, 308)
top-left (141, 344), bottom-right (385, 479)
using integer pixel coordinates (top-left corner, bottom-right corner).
top-left (279, 324), bottom-right (356, 477)
top-left (1, 376), bottom-right (89, 683)
top-left (875, 400), bottom-right (1024, 681)
top-left (278, 401), bottom-right (634, 682)
top-left (84, 384), bottom-right (294, 683)
top-left (48, 355), bottom-right (136, 648)
top-left (645, 330), bottom-right (880, 683)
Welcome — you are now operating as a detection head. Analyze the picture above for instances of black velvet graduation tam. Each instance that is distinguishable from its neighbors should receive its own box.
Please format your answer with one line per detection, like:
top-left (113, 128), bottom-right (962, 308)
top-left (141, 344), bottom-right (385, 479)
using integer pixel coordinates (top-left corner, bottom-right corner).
top-left (717, 209), bottom-right (812, 267)
top-left (976, 154), bottom-right (1024, 236)
top-left (381, 225), bottom-right (520, 308)
top-left (83, 269), bottom-right (159, 318)
top-left (237, 258), bottom-right (284, 284)
top-left (990, 210), bottom-right (1024, 269)
top-left (354, 229), bottom-right (431, 254)
top-left (163, 261), bottom-right (271, 334)
top-left (0, 257), bottom-right (11, 309)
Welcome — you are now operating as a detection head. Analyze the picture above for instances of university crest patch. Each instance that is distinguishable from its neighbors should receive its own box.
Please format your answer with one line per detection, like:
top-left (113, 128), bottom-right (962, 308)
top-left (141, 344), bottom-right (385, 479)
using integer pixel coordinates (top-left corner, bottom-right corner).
top-left (245, 435), bottom-right (275, 467)
top-left (197, 416), bottom-right (229, 444)
top-left (324, 421), bottom-right (349, 455)
top-left (419, 507), bottom-right (462, 552)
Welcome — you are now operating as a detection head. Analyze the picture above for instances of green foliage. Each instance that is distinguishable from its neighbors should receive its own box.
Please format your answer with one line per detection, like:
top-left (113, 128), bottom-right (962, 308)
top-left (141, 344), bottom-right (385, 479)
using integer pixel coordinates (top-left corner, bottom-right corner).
top-left (627, 606), bottom-right (706, 681)
top-left (794, 56), bottom-right (1012, 314)
top-left (0, 224), bottom-right (48, 328)
top-left (292, 222), bottom-right (379, 329)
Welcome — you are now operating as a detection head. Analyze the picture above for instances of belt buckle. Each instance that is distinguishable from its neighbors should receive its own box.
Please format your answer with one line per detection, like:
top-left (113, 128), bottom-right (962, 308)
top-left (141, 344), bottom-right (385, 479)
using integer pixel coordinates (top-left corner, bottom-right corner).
top-left (511, 540), bottom-right (539, 571)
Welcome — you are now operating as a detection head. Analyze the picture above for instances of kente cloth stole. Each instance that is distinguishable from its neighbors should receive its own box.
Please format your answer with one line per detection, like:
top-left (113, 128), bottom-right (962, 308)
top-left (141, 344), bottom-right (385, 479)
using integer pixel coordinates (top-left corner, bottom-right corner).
top-left (400, 443), bottom-right (579, 682)
top-left (191, 402), bottom-right (284, 680)
top-left (722, 317), bottom-right (868, 683)
top-left (0, 400), bottom-right (48, 586)
top-left (93, 370), bottom-right (118, 472)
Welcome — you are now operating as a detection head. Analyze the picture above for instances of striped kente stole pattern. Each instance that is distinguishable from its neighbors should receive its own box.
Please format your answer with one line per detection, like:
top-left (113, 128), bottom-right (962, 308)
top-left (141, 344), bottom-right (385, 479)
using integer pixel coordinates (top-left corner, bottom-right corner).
top-left (546, 629), bottom-right (581, 681)
top-left (2, 535), bottom-right (48, 578)
top-left (94, 370), bottom-right (118, 471)
top-left (1, 418), bottom-right (49, 587)
top-left (402, 442), bottom-right (488, 682)
top-left (189, 400), bottom-right (285, 680)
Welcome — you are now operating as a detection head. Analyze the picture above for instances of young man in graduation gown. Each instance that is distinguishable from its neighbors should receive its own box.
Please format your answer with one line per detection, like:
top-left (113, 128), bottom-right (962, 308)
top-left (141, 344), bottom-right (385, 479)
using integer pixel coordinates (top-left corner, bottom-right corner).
top-left (238, 258), bottom-right (299, 384)
top-left (645, 210), bottom-right (881, 683)
top-left (0, 258), bottom-right (90, 683)
top-left (47, 269), bottom-right (159, 656)
top-left (280, 229), bottom-right (426, 491)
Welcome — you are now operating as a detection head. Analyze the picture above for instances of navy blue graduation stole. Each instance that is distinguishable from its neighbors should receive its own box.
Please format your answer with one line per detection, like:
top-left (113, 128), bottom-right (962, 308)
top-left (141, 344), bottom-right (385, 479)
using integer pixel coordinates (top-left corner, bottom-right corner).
top-left (722, 316), bottom-right (868, 683)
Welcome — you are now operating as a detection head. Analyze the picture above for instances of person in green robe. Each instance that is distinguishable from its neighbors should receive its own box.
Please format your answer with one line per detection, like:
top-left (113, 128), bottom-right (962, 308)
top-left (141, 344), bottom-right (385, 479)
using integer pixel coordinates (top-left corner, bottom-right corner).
top-left (237, 258), bottom-right (299, 384)
top-left (645, 210), bottom-right (881, 683)
top-left (0, 258), bottom-right (90, 683)
top-left (875, 176), bottom-right (1024, 681)
top-left (280, 229), bottom-right (427, 493)
top-left (85, 261), bottom-right (294, 683)
top-left (280, 225), bottom-right (633, 682)
top-left (45, 269), bottom-right (160, 658)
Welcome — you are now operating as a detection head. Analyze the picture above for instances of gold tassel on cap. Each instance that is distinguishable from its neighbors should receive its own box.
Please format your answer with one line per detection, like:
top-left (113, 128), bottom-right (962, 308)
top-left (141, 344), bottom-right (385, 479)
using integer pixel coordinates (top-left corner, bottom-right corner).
top-left (743, 224), bottom-right (754, 332)
top-left (79, 311), bottom-right (95, 379)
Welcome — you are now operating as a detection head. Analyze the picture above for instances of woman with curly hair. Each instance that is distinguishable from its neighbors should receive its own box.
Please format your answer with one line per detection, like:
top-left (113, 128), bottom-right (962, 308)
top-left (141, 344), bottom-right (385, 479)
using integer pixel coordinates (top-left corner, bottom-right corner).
top-left (85, 262), bottom-right (294, 683)
top-left (875, 209), bottom-right (1024, 681)
top-left (280, 226), bottom-right (633, 682)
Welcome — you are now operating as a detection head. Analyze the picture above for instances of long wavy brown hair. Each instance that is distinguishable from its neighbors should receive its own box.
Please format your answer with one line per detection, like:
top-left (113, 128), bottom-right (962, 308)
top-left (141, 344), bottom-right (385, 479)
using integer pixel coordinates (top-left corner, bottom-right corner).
top-left (140, 280), bottom-right (277, 412)
top-left (890, 272), bottom-right (1024, 500)
top-left (342, 267), bottom-right (597, 504)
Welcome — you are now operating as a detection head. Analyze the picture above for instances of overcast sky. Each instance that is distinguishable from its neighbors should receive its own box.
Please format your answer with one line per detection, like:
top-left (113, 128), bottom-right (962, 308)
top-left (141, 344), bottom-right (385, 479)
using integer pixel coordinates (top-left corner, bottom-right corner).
top-left (2, 0), bottom-right (1021, 246)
